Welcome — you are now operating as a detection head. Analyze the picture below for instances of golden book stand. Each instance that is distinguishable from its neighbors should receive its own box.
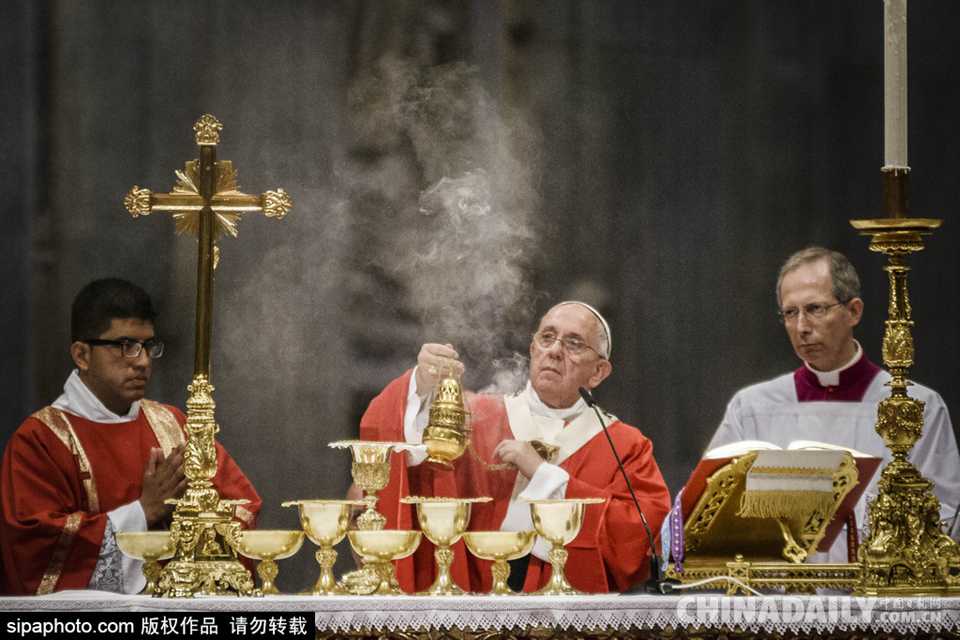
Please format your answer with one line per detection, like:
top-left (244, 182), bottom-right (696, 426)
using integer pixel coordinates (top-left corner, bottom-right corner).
top-left (667, 450), bottom-right (865, 594)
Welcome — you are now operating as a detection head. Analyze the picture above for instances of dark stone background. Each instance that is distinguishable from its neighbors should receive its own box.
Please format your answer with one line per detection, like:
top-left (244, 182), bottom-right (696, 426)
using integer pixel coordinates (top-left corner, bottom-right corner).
top-left (3, 1), bottom-right (960, 592)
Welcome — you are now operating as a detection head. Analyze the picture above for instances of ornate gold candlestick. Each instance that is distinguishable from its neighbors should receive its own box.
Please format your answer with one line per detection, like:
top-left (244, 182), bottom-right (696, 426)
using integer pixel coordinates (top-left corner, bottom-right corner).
top-left (282, 499), bottom-right (363, 595)
top-left (521, 498), bottom-right (604, 595)
top-left (401, 496), bottom-right (491, 595)
top-left (115, 532), bottom-right (176, 596)
top-left (462, 530), bottom-right (537, 595)
top-left (851, 209), bottom-right (960, 595)
top-left (125, 115), bottom-right (291, 597)
top-left (236, 530), bottom-right (305, 595)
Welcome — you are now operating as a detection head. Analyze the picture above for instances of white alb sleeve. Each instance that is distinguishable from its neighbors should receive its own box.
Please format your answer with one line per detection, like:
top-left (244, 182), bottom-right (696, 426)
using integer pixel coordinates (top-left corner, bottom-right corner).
top-left (499, 463), bottom-right (569, 561)
top-left (402, 367), bottom-right (432, 466)
top-left (87, 501), bottom-right (148, 594)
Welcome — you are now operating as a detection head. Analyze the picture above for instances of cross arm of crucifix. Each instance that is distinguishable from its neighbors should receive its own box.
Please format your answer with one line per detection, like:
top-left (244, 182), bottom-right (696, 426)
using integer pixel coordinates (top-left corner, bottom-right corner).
top-left (123, 160), bottom-right (291, 240)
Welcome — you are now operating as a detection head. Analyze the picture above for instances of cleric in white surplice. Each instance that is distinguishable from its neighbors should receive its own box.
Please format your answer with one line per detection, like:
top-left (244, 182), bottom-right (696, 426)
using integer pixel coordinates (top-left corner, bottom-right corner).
top-left (708, 247), bottom-right (960, 563)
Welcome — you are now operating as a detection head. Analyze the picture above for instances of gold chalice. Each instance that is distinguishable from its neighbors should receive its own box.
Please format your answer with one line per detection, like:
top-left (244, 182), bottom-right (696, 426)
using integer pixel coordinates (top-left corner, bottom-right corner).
top-left (462, 530), bottom-right (537, 595)
top-left (401, 496), bottom-right (491, 595)
top-left (521, 498), bottom-right (605, 595)
top-left (236, 530), bottom-right (304, 595)
top-left (115, 531), bottom-right (175, 596)
top-left (330, 440), bottom-right (403, 531)
top-left (347, 530), bottom-right (421, 595)
top-left (282, 499), bottom-right (363, 595)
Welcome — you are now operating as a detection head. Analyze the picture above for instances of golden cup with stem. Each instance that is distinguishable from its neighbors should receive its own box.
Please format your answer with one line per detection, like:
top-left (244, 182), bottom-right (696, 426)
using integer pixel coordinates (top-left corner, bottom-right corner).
top-left (462, 530), bottom-right (537, 595)
top-left (115, 531), bottom-right (176, 596)
top-left (521, 497), bottom-right (605, 595)
top-left (347, 530), bottom-right (422, 595)
top-left (236, 530), bottom-right (305, 595)
top-left (282, 499), bottom-right (364, 595)
top-left (330, 441), bottom-right (405, 531)
top-left (401, 496), bottom-right (491, 595)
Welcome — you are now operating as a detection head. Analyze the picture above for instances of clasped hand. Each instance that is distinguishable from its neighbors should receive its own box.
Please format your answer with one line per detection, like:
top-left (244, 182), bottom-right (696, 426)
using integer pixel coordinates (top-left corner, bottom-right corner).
top-left (140, 444), bottom-right (188, 528)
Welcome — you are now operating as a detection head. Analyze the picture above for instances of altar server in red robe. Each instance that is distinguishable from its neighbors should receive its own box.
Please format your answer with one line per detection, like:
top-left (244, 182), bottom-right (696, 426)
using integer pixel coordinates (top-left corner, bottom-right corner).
top-left (359, 301), bottom-right (671, 594)
top-left (0, 278), bottom-right (260, 595)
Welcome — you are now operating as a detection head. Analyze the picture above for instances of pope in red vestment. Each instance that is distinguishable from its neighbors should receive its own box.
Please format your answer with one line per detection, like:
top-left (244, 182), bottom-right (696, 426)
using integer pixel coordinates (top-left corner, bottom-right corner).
top-left (359, 302), bottom-right (671, 594)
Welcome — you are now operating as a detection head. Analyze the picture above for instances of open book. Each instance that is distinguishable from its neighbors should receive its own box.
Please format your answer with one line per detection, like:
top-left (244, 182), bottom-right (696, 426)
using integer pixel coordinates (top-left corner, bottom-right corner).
top-left (704, 439), bottom-right (873, 460)
top-left (680, 440), bottom-right (882, 557)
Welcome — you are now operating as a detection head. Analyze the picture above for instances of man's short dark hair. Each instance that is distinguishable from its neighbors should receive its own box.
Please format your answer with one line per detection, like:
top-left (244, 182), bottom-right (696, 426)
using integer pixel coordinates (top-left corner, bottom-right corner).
top-left (71, 278), bottom-right (157, 342)
top-left (776, 247), bottom-right (861, 308)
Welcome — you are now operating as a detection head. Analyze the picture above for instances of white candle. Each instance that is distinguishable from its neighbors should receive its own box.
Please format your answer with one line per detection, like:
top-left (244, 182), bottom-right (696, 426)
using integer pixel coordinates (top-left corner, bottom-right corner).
top-left (884, 0), bottom-right (908, 168)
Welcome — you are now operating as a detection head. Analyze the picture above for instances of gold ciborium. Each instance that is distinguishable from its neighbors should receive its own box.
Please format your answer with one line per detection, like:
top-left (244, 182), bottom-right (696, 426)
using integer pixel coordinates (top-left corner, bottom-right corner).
top-left (462, 530), bottom-right (537, 595)
top-left (401, 496), bottom-right (491, 595)
top-left (282, 499), bottom-right (364, 595)
top-left (236, 530), bottom-right (304, 595)
top-left (522, 498), bottom-right (604, 595)
top-left (330, 441), bottom-right (402, 531)
top-left (115, 531), bottom-right (176, 596)
top-left (347, 530), bottom-right (421, 595)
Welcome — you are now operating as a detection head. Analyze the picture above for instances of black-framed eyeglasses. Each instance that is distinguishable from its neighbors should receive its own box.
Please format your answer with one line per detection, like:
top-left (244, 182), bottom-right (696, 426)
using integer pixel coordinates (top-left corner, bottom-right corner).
top-left (532, 332), bottom-right (605, 359)
top-left (777, 301), bottom-right (847, 324)
top-left (82, 338), bottom-right (164, 359)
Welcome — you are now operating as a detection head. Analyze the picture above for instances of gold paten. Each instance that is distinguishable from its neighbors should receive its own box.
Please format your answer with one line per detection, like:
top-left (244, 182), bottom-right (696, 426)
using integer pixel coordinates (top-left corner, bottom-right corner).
top-left (236, 530), bottom-right (305, 595)
top-left (125, 115), bottom-right (290, 597)
top-left (462, 530), bottom-right (537, 595)
top-left (282, 499), bottom-right (364, 596)
top-left (850, 212), bottom-right (960, 596)
top-left (521, 498), bottom-right (604, 595)
top-left (401, 496), bottom-right (492, 596)
top-left (346, 530), bottom-right (422, 595)
top-left (115, 531), bottom-right (175, 596)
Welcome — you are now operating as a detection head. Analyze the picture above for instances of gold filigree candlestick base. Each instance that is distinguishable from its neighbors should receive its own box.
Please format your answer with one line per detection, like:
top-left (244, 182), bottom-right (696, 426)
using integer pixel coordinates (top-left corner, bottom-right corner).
top-left (154, 377), bottom-right (256, 598)
top-left (851, 217), bottom-right (960, 595)
top-left (522, 498), bottom-right (604, 596)
top-left (402, 496), bottom-right (491, 596)
top-left (157, 499), bottom-right (256, 598)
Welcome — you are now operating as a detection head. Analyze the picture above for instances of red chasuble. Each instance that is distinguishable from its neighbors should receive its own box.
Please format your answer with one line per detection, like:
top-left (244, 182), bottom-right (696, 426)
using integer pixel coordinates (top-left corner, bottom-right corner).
top-left (360, 370), bottom-right (671, 594)
top-left (0, 401), bottom-right (261, 595)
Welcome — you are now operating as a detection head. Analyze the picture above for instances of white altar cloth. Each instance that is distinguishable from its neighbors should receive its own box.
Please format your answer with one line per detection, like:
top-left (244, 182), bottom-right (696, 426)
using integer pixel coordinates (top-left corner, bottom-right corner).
top-left (1, 591), bottom-right (958, 636)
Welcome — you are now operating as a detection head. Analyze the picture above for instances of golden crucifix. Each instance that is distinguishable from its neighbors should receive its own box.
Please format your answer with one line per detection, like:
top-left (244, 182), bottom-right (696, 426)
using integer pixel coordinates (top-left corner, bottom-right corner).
top-left (124, 114), bottom-right (291, 597)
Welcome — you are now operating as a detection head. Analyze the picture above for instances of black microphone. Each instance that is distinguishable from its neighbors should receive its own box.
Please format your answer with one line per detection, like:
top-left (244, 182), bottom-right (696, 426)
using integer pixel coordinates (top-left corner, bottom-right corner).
top-left (579, 387), bottom-right (679, 594)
